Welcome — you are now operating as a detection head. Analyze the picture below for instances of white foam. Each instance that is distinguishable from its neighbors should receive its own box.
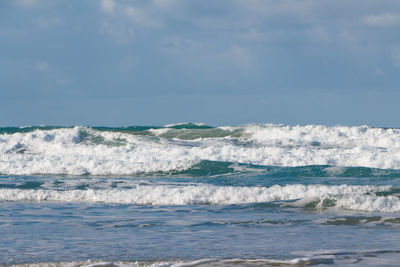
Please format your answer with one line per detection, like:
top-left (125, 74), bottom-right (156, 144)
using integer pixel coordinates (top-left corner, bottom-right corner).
top-left (324, 166), bottom-right (347, 176)
top-left (0, 127), bottom-right (198, 175)
top-left (0, 258), bottom-right (334, 267)
top-left (11, 252), bottom-right (397, 267)
top-left (244, 124), bottom-right (400, 148)
top-left (2, 124), bottom-right (400, 175)
top-left (1, 184), bottom-right (398, 212)
top-left (332, 195), bottom-right (400, 213)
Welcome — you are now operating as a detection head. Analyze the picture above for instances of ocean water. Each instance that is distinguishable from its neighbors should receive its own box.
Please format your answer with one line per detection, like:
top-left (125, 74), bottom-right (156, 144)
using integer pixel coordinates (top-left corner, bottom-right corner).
top-left (2, 123), bottom-right (400, 266)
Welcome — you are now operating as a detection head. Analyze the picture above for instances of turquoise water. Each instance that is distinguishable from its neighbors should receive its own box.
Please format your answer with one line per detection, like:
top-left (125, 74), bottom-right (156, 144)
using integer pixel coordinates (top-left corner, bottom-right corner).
top-left (2, 124), bottom-right (400, 266)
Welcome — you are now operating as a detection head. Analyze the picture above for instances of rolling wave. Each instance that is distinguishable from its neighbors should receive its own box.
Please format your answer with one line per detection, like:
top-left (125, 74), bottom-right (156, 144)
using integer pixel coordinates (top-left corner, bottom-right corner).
top-left (2, 124), bottom-right (400, 175)
top-left (2, 184), bottom-right (400, 212)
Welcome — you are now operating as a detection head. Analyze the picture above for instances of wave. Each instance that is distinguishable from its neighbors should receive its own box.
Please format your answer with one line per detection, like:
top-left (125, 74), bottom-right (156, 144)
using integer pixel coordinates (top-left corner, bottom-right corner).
top-left (4, 257), bottom-right (335, 266)
top-left (2, 184), bottom-right (400, 212)
top-left (7, 249), bottom-right (400, 266)
top-left (0, 123), bottom-right (214, 135)
top-left (2, 124), bottom-right (400, 175)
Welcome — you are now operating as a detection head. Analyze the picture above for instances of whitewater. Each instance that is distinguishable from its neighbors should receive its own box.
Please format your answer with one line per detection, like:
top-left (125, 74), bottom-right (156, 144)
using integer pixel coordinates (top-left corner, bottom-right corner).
top-left (2, 124), bottom-right (400, 175)
top-left (3, 123), bottom-right (400, 266)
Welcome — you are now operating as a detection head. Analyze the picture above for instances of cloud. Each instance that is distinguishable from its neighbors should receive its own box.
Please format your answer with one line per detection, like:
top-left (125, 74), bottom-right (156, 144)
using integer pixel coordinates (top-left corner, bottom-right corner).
top-left (32, 60), bottom-right (71, 88)
top-left (35, 61), bottom-right (50, 72)
top-left (33, 18), bottom-right (63, 29)
top-left (229, 46), bottom-right (252, 68)
top-left (98, 1), bottom-right (164, 42)
top-left (307, 26), bottom-right (330, 42)
top-left (101, 0), bottom-right (115, 13)
top-left (338, 31), bottom-right (358, 43)
top-left (124, 6), bottom-right (143, 21)
top-left (233, 0), bottom-right (316, 22)
top-left (374, 68), bottom-right (385, 76)
top-left (363, 13), bottom-right (400, 26)
top-left (100, 21), bottom-right (135, 43)
top-left (16, 0), bottom-right (38, 7)
top-left (163, 36), bottom-right (204, 51)
top-left (235, 28), bottom-right (267, 41)
top-left (56, 78), bottom-right (71, 86)
top-left (392, 52), bottom-right (400, 67)
top-left (152, 0), bottom-right (178, 9)
top-left (124, 6), bottom-right (161, 28)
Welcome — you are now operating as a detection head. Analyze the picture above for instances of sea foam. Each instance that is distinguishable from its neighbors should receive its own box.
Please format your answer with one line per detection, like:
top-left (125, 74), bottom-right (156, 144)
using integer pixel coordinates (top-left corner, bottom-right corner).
top-left (1, 184), bottom-right (399, 212)
top-left (2, 124), bottom-right (400, 175)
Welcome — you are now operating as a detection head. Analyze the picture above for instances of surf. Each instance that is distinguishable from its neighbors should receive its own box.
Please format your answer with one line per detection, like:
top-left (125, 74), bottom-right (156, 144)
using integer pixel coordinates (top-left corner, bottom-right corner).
top-left (2, 123), bottom-right (400, 175)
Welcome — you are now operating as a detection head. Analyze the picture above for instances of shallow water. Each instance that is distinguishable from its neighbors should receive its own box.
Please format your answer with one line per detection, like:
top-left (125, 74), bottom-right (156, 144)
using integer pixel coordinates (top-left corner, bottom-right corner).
top-left (2, 173), bottom-right (400, 266)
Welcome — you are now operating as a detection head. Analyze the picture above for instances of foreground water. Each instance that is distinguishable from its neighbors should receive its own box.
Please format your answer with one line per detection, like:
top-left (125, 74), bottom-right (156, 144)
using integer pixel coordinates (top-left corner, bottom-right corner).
top-left (2, 124), bottom-right (400, 266)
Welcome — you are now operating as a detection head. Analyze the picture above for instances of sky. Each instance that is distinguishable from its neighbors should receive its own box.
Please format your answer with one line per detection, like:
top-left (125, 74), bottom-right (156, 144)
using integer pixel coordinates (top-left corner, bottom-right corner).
top-left (1, 0), bottom-right (400, 127)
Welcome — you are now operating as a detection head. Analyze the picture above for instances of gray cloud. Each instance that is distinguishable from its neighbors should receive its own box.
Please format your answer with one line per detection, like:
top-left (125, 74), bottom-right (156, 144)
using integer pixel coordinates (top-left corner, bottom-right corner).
top-left (2, 0), bottom-right (400, 125)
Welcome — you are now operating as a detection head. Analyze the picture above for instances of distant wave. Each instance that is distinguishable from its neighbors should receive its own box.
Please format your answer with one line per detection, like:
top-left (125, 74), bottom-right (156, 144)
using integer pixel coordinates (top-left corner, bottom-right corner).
top-left (2, 123), bottom-right (400, 175)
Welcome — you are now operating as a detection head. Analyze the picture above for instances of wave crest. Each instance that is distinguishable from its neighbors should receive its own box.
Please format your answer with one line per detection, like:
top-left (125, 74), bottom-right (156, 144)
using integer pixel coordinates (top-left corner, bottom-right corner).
top-left (2, 124), bottom-right (400, 175)
top-left (2, 184), bottom-right (399, 212)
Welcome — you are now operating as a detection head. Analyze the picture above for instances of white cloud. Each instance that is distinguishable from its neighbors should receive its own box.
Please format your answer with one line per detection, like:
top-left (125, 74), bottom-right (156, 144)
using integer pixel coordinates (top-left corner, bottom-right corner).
top-left (124, 6), bottom-right (161, 28)
top-left (35, 61), bottom-right (50, 72)
top-left (33, 61), bottom-right (70, 87)
top-left (33, 18), bottom-right (63, 29)
top-left (101, 0), bottom-right (115, 13)
top-left (153, 0), bottom-right (178, 9)
top-left (235, 28), bottom-right (267, 41)
top-left (392, 52), bottom-right (400, 67)
top-left (99, 1), bottom-right (161, 27)
top-left (307, 26), bottom-right (330, 42)
top-left (374, 68), bottom-right (385, 76)
top-left (16, 0), bottom-right (38, 7)
top-left (98, 2), bottom-right (163, 42)
top-left (124, 6), bottom-right (141, 19)
top-left (100, 22), bottom-right (135, 43)
top-left (363, 13), bottom-right (400, 26)
top-left (163, 36), bottom-right (203, 50)
top-left (233, 0), bottom-right (316, 21)
top-left (339, 31), bottom-right (358, 43)
top-left (229, 46), bottom-right (252, 68)
top-left (56, 78), bottom-right (71, 86)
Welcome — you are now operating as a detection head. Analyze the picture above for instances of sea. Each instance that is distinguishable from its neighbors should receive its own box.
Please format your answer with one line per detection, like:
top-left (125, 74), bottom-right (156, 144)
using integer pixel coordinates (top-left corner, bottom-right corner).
top-left (2, 123), bottom-right (400, 266)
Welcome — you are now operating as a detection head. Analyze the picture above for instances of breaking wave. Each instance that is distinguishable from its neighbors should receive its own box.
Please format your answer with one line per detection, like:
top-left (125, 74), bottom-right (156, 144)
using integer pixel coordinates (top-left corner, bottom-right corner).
top-left (2, 184), bottom-right (400, 212)
top-left (2, 124), bottom-right (400, 175)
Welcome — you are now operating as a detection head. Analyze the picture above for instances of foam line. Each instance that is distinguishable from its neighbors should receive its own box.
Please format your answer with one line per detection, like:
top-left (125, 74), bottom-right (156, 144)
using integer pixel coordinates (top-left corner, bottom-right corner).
top-left (2, 184), bottom-right (399, 212)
